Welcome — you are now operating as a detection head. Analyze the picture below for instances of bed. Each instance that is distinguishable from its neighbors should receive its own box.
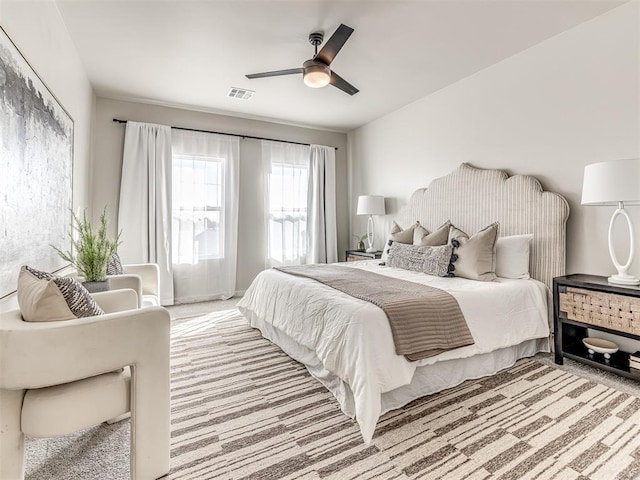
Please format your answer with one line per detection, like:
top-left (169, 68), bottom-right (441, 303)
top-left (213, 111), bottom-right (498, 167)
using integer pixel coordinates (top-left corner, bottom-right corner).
top-left (237, 163), bottom-right (570, 444)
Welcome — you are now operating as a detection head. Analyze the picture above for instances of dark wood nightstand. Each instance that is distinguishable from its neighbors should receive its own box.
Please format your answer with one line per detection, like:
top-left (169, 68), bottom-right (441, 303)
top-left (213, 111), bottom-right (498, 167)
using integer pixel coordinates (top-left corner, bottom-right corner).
top-left (553, 274), bottom-right (640, 381)
top-left (345, 250), bottom-right (383, 262)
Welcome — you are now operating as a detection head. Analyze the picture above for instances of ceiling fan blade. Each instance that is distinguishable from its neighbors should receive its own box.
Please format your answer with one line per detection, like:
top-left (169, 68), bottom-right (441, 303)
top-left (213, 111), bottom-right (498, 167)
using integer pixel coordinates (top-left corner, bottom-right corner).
top-left (315, 24), bottom-right (354, 66)
top-left (329, 71), bottom-right (359, 96)
top-left (246, 68), bottom-right (303, 79)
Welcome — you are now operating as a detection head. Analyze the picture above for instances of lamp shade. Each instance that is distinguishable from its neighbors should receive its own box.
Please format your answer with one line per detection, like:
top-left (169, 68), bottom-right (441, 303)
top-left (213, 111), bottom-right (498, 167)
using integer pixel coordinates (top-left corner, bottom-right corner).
top-left (357, 195), bottom-right (385, 215)
top-left (582, 159), bottom-right (640, 205)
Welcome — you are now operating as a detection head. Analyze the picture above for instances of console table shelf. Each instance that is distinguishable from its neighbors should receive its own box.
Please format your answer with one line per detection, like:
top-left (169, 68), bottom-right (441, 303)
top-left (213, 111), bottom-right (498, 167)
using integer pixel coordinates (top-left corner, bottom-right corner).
top-left (553, 274), bottom-right (640, 382)
top-left (563, 341), bottom-right (639, 380)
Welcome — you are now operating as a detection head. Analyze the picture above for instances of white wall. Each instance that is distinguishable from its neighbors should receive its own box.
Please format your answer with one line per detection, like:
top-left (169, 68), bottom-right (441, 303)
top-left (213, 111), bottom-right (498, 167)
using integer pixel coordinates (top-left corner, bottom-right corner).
top-left (91, 97), bottom-right (348, 293)
top-left (349, 1), bottom-right (639, 280)
top-left (0, 1), bottom-right (95, 311)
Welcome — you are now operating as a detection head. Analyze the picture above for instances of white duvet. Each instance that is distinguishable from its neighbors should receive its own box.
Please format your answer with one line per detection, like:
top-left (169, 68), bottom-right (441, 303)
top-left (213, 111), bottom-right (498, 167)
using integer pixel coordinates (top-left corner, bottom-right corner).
top-left (237, 260), bottom-right (549, 443)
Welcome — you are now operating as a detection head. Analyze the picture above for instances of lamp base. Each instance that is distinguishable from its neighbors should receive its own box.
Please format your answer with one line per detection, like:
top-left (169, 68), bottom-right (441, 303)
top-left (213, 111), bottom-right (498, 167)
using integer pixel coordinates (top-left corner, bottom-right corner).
top-left (606, 206), bottom-right (638, 286)
top-left (608, 274), bottom-right (640, 286)
top-left (366, 247), bottom-right (377, 253)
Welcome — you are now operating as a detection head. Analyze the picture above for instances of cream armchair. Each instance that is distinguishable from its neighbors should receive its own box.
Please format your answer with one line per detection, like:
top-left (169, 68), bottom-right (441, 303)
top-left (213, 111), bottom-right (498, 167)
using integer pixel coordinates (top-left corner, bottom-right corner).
top-left (0, 289), bottom-right (170, 480)
top-left (108, 263), bottom-right (161, 308)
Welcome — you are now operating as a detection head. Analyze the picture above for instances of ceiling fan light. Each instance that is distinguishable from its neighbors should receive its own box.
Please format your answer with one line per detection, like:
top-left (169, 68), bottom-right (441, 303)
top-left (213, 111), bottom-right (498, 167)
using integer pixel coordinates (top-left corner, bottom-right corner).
top-left (303, 62), bottom-right (331, 88)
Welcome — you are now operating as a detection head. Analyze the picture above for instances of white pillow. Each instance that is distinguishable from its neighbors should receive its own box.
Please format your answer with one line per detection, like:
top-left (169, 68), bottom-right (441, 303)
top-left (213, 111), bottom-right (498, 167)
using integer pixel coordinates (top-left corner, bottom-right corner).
top-left (495, 234), bottom-right (533, 279)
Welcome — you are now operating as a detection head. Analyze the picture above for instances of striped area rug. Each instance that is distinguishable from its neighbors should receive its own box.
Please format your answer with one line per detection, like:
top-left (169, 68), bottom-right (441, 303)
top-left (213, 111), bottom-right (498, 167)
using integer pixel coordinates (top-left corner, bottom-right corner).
top-left (169, 309), bottom-right (640, 480)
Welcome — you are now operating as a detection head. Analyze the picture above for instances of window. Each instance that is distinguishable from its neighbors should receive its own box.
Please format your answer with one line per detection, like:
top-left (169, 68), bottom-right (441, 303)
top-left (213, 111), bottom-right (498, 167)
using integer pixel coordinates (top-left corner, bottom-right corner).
top-left (172, 153), bottom-right (223, 264)
top-left (268, 162), bottom-right (308, 265)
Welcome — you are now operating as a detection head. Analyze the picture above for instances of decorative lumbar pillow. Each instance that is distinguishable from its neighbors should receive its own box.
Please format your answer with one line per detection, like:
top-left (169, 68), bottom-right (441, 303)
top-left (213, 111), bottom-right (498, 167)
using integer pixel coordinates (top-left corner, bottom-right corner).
top-left (106, 250), bottom-right (124, 275)
top-left (381, 221), bottom-right (418, 261)
top-left (448, 222), bottom-right (499, 281)
top-left (17, 266), bottom-right (104, 322)
top-left (387, 242), bottom-right (456, 277)
top-left (495, 234), bottom-right (533, 279)
top-left (387, 243), bottom-right (428, 272)
top-left (414, 220), bottom-right (451, 247)
top-left (422, 244), bottom-right (456, 277)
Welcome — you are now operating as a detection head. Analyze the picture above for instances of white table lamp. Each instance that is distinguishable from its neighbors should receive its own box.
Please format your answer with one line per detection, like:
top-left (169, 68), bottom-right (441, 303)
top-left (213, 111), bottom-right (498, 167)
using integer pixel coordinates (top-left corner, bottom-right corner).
top-left (581, 159), bottom-right (640, 285)
top-left (357, 195), bottom-right (386, 253)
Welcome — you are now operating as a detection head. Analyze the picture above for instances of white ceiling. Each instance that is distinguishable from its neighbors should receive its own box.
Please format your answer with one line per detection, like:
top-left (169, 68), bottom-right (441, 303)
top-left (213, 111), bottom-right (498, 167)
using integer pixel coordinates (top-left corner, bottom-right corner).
top-left (56, 0), bottom-right (626, 132)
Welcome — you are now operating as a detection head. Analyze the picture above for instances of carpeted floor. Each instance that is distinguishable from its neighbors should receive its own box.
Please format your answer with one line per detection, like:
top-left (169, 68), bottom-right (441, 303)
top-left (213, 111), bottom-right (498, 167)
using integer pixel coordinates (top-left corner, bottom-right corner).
top-left (25, 305), bottom-right (640, 479)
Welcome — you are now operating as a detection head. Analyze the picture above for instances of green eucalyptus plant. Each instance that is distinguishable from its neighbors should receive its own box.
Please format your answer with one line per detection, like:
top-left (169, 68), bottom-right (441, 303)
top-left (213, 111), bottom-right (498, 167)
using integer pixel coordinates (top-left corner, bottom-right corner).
top-left (353, 234), bottom-right (367, 252)
top-left (53, 207), bottom-right (121, 282)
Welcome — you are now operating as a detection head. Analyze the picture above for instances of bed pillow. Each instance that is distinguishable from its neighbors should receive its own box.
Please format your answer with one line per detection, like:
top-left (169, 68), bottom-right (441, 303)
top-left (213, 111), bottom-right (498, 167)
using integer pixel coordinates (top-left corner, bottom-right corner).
top-left (17, 266), bottom-right (104, 322)
top-left (412, 222), bottom-right (429, 244)
top-left (381, 221), bottom-right (418, 261)
top-left (495, 234), bottom-right (533, 279)
top-left (448, 222), bottom-right (499, 281)
top-left (387, 242), bottom-right (455, 277)
top-left (414, 220), bottom-right (451, 247)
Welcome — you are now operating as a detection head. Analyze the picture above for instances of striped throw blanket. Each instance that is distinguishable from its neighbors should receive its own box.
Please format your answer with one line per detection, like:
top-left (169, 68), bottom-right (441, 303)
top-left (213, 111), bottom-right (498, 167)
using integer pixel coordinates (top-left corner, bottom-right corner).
top-left (275, 264), bottom-right (474, 360)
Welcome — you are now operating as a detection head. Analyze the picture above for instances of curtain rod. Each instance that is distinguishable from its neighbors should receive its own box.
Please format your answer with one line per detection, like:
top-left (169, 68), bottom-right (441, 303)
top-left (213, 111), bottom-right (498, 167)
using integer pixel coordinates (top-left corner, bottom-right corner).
top-left (112, 119), bottom-right (337, 150)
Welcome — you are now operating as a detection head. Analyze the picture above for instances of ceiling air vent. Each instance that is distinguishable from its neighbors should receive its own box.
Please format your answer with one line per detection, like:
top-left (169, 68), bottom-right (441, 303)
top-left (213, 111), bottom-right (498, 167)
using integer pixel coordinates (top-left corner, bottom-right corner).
top-left (227, 87), bottom-right (254, 100)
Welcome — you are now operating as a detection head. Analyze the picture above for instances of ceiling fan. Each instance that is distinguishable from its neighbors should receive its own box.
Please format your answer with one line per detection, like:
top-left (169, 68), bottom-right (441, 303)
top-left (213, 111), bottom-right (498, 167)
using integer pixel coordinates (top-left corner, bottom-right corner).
top-left (246, 24), bottom-right (359, 96)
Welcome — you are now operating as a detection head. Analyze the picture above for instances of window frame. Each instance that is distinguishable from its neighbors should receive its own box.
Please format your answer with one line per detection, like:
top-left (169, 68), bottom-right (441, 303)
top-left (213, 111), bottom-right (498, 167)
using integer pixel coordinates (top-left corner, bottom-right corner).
top-left (171, 153), bottom-right (225, 264)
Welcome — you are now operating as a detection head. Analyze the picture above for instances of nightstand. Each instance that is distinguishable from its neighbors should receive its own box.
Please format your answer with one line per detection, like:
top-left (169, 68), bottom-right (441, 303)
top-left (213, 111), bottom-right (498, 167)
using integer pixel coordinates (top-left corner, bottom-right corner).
top-left (345, 250), bottom-right (382, 262)
top-left (553, 274), bottom-right (640, 381)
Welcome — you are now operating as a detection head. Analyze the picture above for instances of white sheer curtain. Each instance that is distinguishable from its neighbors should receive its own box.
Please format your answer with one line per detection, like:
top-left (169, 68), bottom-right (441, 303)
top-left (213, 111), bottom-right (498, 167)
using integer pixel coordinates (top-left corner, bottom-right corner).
top-left (118, 121), bottom-right (174, 305)
top-left (171, 130), bottom-right (239, 302)
top-left (262, 141), bottom-right (310, 268)
top-left (307, 144), bottom-right (338, 264)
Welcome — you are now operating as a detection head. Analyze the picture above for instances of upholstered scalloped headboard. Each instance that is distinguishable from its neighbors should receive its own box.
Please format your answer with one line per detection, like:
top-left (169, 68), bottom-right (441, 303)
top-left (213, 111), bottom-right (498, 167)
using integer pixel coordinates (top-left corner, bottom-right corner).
top-left (394, 163), bottom-right (570, 291)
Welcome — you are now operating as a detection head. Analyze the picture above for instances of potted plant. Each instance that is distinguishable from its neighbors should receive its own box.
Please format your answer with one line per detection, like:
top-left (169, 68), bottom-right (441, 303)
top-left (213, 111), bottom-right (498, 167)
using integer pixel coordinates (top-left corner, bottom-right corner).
top-left (53, 207), bottom-right (121, 292)
top-left (353, 234), bottom-right (367, 252)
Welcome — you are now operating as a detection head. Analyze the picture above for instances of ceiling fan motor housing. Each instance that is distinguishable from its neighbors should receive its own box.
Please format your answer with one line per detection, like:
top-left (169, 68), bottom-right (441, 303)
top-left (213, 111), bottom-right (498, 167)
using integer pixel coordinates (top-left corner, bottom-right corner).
top-left (303, 59), bottom-right (331, 88)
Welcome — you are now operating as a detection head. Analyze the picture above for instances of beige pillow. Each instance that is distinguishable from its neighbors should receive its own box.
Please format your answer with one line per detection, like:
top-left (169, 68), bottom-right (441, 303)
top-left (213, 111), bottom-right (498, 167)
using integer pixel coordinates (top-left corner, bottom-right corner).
top-left (17, 266), bottom-right (104, 322)
top-left (448, 222), bottom-right (499, 281)
top-left (412, 222), bottom-right (428, 244)
top-left (390, 221), bottom-right (415, 243)
top-left (414, 220), bottom-right (451, 247)
top-left (381, 221), bottom-right (417, 261)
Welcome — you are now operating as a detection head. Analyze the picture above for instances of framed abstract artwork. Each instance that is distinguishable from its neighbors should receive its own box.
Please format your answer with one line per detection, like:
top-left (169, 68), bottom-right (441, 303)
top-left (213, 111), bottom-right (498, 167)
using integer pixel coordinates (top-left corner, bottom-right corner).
top-left (0, 25), bottom-right (74, 298)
